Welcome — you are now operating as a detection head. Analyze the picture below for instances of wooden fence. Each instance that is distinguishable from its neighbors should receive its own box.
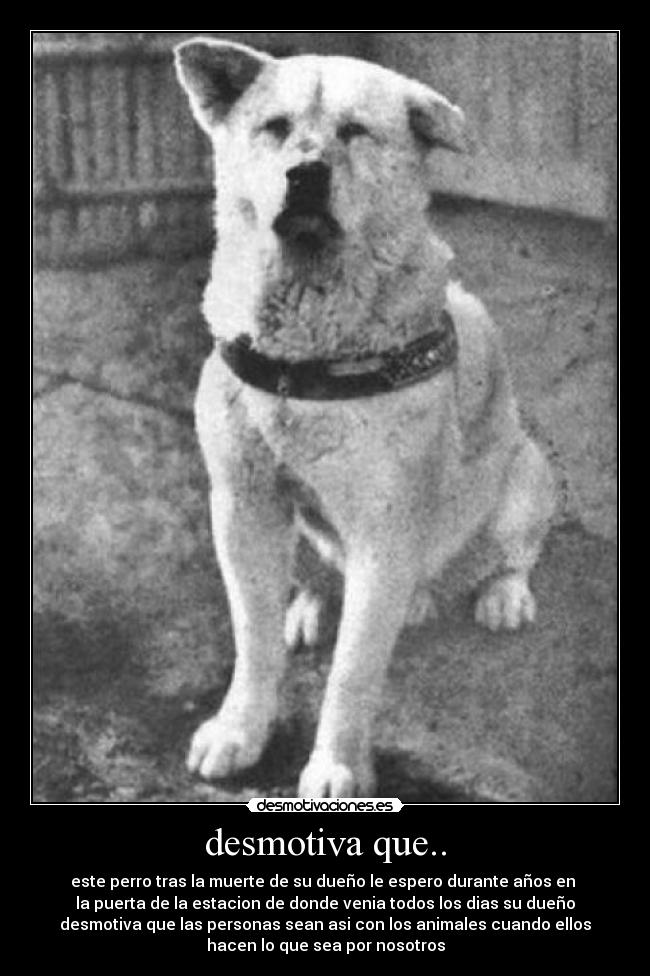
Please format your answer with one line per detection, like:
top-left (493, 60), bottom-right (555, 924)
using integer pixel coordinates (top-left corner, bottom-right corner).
top-left (33, 32), bottom-right (617, 266)
top-left (34, 38), bottom-right (217, 265)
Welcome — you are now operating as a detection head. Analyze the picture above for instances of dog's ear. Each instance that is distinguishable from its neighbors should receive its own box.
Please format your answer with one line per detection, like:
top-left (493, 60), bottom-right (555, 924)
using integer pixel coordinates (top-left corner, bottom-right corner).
top-left (406, 82), bottom-right (473, 155)
top-left (175, 38), bottom-right (274, 132)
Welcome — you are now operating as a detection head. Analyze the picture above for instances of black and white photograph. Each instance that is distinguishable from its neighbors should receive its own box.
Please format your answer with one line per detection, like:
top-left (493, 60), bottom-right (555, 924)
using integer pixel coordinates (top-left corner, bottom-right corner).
top-left (32, 30), bottom-right (618, 804)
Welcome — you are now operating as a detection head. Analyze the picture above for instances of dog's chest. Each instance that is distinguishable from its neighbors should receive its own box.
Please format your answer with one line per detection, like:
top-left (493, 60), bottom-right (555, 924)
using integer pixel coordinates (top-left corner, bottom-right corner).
top-left (243, 389), bottom-right (366, 469)
top-left (241, 378), bottom-right (451, 488)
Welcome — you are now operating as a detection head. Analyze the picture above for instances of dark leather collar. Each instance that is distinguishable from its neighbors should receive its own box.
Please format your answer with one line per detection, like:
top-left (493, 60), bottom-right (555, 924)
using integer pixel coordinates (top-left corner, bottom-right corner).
top-left (220, 310), bottom-right (457, 401)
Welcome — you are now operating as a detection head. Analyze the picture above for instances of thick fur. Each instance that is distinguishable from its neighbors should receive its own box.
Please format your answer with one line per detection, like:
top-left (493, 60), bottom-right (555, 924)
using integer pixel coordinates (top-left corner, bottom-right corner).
top-left (175, 40), bottom-right (555, 797)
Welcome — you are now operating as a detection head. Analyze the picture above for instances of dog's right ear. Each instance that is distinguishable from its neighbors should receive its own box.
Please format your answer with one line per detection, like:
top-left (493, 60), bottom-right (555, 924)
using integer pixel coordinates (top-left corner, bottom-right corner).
top-left (175, 38), bottom-right (274, 133)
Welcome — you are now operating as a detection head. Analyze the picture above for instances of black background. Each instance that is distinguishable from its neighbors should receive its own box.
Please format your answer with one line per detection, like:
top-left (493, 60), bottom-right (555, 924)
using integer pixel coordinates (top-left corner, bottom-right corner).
top-left (30, 803), bottom-right (622, 962)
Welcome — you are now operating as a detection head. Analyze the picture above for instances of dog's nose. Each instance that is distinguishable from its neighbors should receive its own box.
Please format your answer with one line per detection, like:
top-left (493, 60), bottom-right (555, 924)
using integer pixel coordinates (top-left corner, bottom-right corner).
top-left (286, 161), bottom-right (331, 209)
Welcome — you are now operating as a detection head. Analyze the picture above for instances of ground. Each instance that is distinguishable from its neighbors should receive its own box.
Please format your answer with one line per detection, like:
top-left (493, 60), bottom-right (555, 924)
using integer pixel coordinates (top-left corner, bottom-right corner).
top-left (33, 201), bottom-right (617, 803)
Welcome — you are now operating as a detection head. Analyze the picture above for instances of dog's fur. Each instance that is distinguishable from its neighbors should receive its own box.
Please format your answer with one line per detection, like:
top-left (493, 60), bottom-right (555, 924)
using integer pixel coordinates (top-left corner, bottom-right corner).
top-left (175, 39), bottom-right (555, 797)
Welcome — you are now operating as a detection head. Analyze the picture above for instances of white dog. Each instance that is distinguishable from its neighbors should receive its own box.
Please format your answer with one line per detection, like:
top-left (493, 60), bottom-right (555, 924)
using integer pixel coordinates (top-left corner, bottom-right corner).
top-left (175, 39), bottom-right (555, 797)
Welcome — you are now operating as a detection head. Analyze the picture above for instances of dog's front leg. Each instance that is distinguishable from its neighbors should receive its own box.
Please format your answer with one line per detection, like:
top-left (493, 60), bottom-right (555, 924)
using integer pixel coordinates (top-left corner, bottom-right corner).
top-left (298, 526), bottom-right (420, 797)
top-left (188, 481), bottom-right (293, 780)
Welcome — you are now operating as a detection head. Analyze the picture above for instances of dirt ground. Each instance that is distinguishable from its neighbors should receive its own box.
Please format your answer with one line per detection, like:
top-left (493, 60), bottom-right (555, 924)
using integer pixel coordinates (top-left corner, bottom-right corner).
top-left (33, 201), bottom-right (617, 803)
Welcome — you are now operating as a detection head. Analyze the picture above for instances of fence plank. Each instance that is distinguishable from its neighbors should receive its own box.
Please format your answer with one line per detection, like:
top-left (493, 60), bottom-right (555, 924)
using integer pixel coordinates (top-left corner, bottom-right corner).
top-left (508, 32), bottom-right (546, 159)
top-left (483, 32), bottom-right (515, 159)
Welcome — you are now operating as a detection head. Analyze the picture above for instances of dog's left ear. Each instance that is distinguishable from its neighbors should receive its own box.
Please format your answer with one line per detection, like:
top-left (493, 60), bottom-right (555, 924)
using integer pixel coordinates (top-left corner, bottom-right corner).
top-left (175, 38), bottom-right (274, 133)
top-left (406, 82), bottom-right (472, 155)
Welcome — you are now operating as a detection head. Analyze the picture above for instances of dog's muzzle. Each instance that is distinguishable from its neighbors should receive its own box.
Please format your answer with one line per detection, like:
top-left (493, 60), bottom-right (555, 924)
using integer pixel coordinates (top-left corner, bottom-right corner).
top-left (273, 161), bottom-right (342, 248)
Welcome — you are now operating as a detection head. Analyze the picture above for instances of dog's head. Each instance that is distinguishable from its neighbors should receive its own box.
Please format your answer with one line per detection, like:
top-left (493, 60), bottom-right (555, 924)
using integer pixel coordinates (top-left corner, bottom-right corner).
top-left (175, 39), bottom-right (470, 262)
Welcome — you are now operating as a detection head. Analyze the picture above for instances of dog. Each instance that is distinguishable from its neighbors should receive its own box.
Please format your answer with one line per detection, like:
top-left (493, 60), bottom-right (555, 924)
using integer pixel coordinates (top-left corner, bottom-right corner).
top-left (174, 38), bottom-right (555, 797)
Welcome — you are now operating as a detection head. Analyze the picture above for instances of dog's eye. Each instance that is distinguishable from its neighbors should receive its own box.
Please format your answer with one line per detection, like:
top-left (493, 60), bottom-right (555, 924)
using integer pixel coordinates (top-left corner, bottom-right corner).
top-left (337, 121), bottom-right (369, 144)
top-left (262, 116), bottom-right (292, 140)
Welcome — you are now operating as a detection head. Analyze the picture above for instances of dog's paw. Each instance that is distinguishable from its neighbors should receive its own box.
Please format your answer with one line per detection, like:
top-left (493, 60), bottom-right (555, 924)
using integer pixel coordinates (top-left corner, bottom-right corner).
top-left (187, 706), bottom-right (272, 780)
top-left (475, 574), bottom-right (536, 632)
top-left (405, 586), bottom-right (438, 627)
top-left (298, 752), bottom-right (376, 798)
top-left (284, 589), bottom-right (322, 649)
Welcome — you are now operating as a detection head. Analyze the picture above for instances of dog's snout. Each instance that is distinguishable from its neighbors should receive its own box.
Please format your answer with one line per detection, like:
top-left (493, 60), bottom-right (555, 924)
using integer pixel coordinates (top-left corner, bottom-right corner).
top-left (286, 161), bottom-right (331, 209)
top-left (274, 157), bottom-right (341, 246)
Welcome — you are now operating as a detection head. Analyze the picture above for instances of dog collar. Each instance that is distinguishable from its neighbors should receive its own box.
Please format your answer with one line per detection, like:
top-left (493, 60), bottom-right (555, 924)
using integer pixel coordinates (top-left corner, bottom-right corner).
top-left (220, 310), bottom-right (457, 401)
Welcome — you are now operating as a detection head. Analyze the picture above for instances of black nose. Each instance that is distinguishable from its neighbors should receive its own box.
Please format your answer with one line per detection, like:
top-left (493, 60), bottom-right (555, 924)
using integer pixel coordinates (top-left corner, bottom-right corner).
top-left (285, 161), bottom-right (331, 210)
